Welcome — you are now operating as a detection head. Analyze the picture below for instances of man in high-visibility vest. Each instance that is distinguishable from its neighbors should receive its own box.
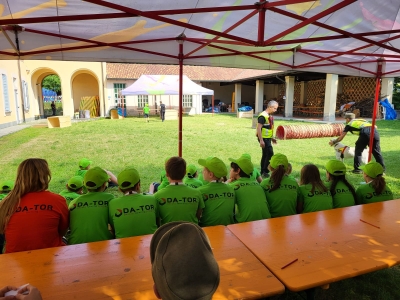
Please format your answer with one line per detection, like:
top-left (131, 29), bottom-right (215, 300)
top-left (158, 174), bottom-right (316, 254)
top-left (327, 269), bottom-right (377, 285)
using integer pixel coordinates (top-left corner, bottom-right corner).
top-left (329, 113), bottom-right (385, 174)
top-left (256, 100), bottom-right (279, 178)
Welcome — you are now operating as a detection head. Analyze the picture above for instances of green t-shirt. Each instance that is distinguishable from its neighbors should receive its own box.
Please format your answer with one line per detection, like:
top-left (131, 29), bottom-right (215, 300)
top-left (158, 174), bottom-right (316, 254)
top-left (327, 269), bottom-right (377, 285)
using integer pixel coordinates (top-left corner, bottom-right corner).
top-left (355, 182), bottom-right (394, 204)
top-left (229, 177), bottom-right (271, 223)
top-left (198, 182), bottom-right (235, 226)
top-left (68, 192), bottom-right (115, 245)
top-left (154, 184), bottom-right (205, 225)
top-left (298, 184), bottom-right (333, 213)
top-left (197, 173), bottom-right (209, 186)
top-left (109, 193), bottom-right (159, 238)
top-left (75, 169), bottom-right (88, 178)
top-left (183, 177), bottom-right (203, 189)
top-left (59, 190), bottom-right (81, 206)
top-left (157, 170), bottom-right (170, 191)
top-left (326, 181), bottom-right (355, 208)
top-left (261, 175), bottom-right (298, 217)
top-left (250, 168), bottom-right (261, 182)
top-left (143, 106), bottom-right (150, 114)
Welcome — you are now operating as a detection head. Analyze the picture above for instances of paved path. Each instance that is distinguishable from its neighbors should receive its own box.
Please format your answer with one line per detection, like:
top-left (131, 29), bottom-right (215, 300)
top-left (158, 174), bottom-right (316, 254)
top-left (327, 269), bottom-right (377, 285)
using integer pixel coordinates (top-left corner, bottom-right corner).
top-left (0, 124), bottom-right (31, 138)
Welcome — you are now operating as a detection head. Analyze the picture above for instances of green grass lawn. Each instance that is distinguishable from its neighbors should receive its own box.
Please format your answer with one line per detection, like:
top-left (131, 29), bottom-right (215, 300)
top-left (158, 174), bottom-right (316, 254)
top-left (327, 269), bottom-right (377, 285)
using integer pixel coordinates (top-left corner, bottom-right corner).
top-left (1, 114), bottom-right (399, 299)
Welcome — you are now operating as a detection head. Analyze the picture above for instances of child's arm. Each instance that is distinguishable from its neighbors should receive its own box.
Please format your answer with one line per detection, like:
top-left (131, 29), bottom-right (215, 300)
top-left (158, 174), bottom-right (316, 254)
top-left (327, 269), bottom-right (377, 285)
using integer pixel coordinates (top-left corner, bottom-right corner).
top-left (104, 170), bottom-right (118, 185)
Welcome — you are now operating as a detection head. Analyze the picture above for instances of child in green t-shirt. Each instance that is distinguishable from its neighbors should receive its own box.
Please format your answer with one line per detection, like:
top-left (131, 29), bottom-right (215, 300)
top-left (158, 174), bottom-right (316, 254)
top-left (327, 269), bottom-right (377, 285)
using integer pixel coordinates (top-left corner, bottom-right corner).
top-left (228, 155), bottom-right (271, 222)
top-left (242, 153), bottom-right (262, 183)
top-left (0, 180), bottom-right (14, 201)
top-left (154, 157), bottom-right (205, 225)
top-left (68, 167), bottom-right (115, 245)
top-left (109, 167), bottom-right (158, 238)
top-left (297, 164), bottom-right (332, 213)
top-left (356, 162), bottom-right (393, 204)
top-left (183, 164), bottom-right (203, 188)
top-left (325, 160), bottom-right (356, 208)
top-left (197, 157), bottom-right (235, 226)
top-left (143, 103), bottom-right (150, 122)
top-left (75, 158), bottom-right (92, 178)
top-left (261, 153), bottom-right (298, 218)
top-left (59, 176), bottom-right (84, 206)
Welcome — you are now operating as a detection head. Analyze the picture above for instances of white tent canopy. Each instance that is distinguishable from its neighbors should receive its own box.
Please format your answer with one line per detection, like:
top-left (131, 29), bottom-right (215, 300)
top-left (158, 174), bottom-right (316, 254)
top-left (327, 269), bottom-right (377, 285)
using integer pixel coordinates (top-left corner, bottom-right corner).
top-left (121, 75), bottom-right (214, 96)
top-left (1, 1), bottom-right (400, 77)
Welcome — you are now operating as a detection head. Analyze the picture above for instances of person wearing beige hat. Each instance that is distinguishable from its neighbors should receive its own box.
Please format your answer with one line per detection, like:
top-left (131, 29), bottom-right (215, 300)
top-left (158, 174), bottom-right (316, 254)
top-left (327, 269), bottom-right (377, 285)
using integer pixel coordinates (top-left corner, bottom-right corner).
top-left (355, 162), bottom-right (393, 204)
top-left (150, 222), bottom-right (220, 300)
top-left (325, 160), bottom-right (356, 208)
top-left (329, 112), bottom-right (385, 174)
top-left (228, 155), bottom-right (271, 222)
top-left (261, 153), bottom-right (298, 217)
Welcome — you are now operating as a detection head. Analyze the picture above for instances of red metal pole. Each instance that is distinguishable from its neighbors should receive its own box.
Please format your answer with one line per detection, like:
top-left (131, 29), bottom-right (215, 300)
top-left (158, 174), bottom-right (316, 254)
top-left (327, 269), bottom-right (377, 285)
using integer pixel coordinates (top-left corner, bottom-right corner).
top-left (178, 42), bottom-right (183, 157)
top-left (257, 5), bottom-right (266, 46)
top-left (368, 60), bottom-right (383, 161)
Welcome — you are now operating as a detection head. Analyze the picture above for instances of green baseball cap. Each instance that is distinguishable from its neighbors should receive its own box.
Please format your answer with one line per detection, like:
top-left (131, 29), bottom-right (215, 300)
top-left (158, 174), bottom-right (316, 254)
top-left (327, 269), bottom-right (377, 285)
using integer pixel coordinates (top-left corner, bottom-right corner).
top-left (270, 153), bottom-right (288, 171)
top-left (0, 180), bottom-right (14, 192)
top-left (118, 167), bottom-right (140, 189)
top-left (67, 176), bottom-right (84, 190)
top-left (198, 157), bottom-right (227, 178)
top-left (79, 158), bottom-right (92, 168)
top-left (325, 160), bottom-right (346, 176)
top-left (186, 164), bottom-right (198, 176)
top-left (229, 156), bottom-right (253, 176)
top-left (360, 162), bottom-right (384, 178)
top-left (241, 153), bottom-right (251, 160)
top-left (84, 167), bottom-right (109, 189)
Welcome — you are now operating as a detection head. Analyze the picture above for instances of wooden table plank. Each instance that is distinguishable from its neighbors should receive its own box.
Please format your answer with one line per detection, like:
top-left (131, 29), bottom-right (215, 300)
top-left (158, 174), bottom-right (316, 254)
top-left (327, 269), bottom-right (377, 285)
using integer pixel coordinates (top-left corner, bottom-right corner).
top-left (228, 200), bottom-right (400, 292)
top-left (1, 225), bottom-right (284, 299)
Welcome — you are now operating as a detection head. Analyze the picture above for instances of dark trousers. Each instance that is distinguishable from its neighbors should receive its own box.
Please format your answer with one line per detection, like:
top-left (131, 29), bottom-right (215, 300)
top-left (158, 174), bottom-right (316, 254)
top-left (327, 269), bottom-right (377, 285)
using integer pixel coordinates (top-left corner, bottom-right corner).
top-left (261, 138), bottom-right (274, 174)
top-left (355, 127), bottom-right (385, 170)
top-left (0, 234), bottom-right (4, 254)
top-left (161, 111), bottom-right (165, 121)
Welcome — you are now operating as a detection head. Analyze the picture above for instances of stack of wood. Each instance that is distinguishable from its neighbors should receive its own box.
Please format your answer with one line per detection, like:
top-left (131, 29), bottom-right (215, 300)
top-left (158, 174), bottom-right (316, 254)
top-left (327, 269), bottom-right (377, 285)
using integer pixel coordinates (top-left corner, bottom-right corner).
top-left (355, 97), bottom-right (382, 118)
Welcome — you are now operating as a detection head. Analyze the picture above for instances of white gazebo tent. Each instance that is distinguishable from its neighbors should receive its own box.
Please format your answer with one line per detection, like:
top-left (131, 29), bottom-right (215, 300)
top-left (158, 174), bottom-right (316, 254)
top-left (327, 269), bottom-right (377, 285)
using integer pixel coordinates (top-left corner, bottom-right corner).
top-left (121, 75), bottom-right (214, 96)
top-left (121, 75), bottom-right (214, 153)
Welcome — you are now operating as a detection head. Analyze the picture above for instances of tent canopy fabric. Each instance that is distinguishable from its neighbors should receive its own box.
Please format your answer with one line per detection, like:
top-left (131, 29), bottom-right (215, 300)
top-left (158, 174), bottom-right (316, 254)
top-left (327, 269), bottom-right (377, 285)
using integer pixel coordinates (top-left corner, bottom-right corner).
top-left (0, 1), bottom-right (400, 77)
top-left (121, 75), bottom-right (214, 96)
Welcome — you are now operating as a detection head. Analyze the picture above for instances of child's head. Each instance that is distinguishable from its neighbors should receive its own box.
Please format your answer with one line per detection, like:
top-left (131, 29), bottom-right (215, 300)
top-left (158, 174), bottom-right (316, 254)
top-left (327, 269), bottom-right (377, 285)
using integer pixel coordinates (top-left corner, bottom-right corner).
top-left (166, 157), bottom-right (186, 181)
top-left (300, 164), bottom-right (321, 185)
top-left (16, 158), bottom-right (51, 193)
top-left (84, 167), bottom-right (109, 192)
top-left (229, 155), bottom-right (253, 179)
top-left (0, 180), bottom-right (14, 194)
top-left (118, 167), bottom-right (141, 193)
top-left (79, 158), bottom-right (92, 170)
top-left (66, 176), bottom-right (84, 194)
top-left (198, 157), bottom-right (227, 182)
top-left (150, 222), bottom-right (219, 300)
top-left (268, 153), bottom-right (288, 173)
top-left (360, 162), bottom-right (386, 195)
top-left (325, 160), bottom-right (346, 181)
top-left (186, 164), bottom-right (198, 179)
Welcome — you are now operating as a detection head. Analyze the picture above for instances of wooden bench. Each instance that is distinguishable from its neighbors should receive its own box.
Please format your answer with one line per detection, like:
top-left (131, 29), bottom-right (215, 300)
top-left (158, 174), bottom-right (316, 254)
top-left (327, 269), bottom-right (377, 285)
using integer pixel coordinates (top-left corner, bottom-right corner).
top-left (0, 225), bottom-right (284, 299)
top-left (228, 199), bottom-right (400, 298)
top-left (47, 116), bottom-right (71, 128)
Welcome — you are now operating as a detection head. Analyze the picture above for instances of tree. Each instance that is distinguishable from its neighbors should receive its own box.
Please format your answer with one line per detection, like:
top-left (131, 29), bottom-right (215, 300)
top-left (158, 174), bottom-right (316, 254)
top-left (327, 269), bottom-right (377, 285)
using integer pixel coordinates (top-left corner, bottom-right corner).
top-left (393, 77), bottom-right (400, 109)
top-left (42, 75), bottom-right (61, 94)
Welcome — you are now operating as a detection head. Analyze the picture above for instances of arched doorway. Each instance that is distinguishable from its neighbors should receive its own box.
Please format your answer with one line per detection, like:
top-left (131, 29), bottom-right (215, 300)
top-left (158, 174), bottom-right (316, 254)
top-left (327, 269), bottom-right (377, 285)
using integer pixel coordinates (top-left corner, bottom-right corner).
top-left (30, 68), bottom-right (63, 118)
top-left (71, 70), bottom-right (100, 118)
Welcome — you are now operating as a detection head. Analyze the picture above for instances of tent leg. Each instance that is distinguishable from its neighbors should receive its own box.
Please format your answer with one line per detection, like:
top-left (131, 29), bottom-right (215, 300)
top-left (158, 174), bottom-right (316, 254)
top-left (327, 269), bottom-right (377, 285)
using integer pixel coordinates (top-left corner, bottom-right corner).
top-left (368, 60), bottom-right (383, 161)
top-left (178, 41), bottom-right (183, 157)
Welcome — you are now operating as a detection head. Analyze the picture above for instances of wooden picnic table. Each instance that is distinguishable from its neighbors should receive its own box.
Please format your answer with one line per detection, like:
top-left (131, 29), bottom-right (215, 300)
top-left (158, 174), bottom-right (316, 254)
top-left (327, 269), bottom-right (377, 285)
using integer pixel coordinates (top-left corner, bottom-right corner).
top-left (228, 200), bottom-right (400, 295)
top-left (0, 225), bottom-right (284, 300)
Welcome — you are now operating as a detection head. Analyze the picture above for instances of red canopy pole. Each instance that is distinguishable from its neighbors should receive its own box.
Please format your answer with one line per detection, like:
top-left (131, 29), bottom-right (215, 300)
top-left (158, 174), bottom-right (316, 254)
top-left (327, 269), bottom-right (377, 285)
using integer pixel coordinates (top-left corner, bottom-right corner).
top-left (368, 59), bottom-right (383, 161)
top-left (177, 34), bottom-right (185, 157)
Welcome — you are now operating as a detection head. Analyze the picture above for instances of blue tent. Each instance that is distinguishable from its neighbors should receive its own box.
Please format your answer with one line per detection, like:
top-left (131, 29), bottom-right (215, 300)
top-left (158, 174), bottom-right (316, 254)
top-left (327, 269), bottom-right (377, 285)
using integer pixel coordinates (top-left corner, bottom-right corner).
top-left (42, 88), bottom-right (57, 102)
top-left (379, 98), bottom-right (397, 120)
